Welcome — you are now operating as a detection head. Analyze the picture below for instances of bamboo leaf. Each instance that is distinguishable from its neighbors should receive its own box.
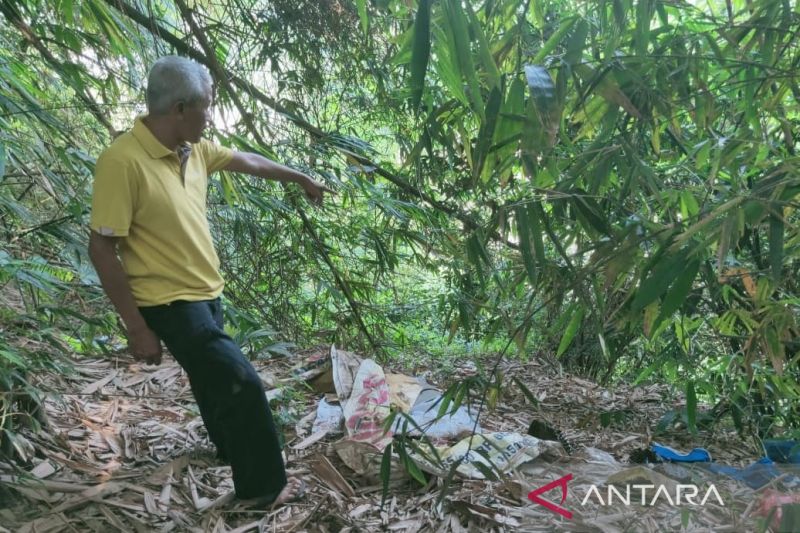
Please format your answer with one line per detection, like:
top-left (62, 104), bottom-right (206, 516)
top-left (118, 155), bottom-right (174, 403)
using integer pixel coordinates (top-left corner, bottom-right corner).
top-left (515, 204), bottom-right (537, 284)
top-left (436, 461), bottom-right (461, 507)
top-left (571, 189), bottom-right (611, 235)
top-left (356, 0), bottom-right (369, 35)
top-left (654, 259), bottom-right (701, 330)
top-left (466, 233), bottom-right (489, 284)
top-left (532, 15), bottom-right (578, 63)
top-left (564, 19), bottom-right (589, 67)
top-left (530, 203), bottom-right (546, 267)
top-left (574, 64), bottom-right (642, 118)
top-left (465, 1), bottom-right (500, 88)
top-left (769, 210), bottom-right (784, 283)
top-left (513, 377), bottom-right (539, 408)
top-left (444, 0), bottom-right (484, 118)
top-left (470, 456), bottom-right (499, 481)
top-left (643, 301), bottom-right (659, 338)
top-left (671, 197), bottom-right (746, 251)
top-left (380, 442), bottom-right (393, 508)
top-left (631, 250), bottom-right (689, 312)
top-left (453, 380), bottom-right (468, 412)
top-left (0, 143), bottom-right (5, 178)
top-left (557, 305), bottom-right (585, 357)
top-left (432, 26), bottom-right (469, 106)
top-left (473, 84), bottom-right (502, 182)
top-left (0, 349), bottom-right (25, 367)
top-left (635, 0), bottom-right (654, 56)
top-left (715, 211), bottom-right (737, 276)
top-left (764, 326), bottom-right (785, 375)
top-left (437, 386), bottom-right (455, 418)
top-left (405, 451), bottom-right (428, 485)
top-left (686, 381), bottom-right (697, 435)
top-left (492, 77), bottom-right (525, 183)
top-left (409, 0), bottom-right (432, 111)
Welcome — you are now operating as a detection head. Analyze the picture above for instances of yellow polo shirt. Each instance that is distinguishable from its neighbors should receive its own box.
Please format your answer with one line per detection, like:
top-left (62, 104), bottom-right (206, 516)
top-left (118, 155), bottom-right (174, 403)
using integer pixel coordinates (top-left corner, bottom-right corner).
top-left (90, 117), bottom-right (234, 306)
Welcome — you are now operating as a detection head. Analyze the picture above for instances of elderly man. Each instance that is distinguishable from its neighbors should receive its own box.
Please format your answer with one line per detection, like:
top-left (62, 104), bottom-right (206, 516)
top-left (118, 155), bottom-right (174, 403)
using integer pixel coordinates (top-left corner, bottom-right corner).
top-left (89, 56), bottom-right (327, 506)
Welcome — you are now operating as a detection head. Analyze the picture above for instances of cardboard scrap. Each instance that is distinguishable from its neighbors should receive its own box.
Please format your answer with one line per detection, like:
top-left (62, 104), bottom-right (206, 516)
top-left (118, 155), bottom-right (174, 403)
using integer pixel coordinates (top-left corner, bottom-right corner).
top-left (311, 454), bottom-right (356, 497)
top-left (334, 439), bottom-right (383, 476)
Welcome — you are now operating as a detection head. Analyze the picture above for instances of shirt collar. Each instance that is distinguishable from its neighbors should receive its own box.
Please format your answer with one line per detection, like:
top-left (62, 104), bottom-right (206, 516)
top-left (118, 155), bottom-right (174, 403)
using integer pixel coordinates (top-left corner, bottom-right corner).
top-left (132, 115), bottom-right (177, 159)
top-left (177, 142), bottom-right (192, 162)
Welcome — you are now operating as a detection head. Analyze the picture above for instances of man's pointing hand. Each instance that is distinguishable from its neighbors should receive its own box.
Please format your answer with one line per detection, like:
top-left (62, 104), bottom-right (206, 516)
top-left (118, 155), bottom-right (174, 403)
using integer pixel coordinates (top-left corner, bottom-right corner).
top-left (300, 176), bottom-right (334, 206)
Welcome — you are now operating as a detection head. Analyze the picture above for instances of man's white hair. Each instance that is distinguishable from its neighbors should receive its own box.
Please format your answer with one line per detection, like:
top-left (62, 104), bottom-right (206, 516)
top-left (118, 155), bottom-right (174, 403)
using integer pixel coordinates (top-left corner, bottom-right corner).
top-left (146, 56), bottom-right (213, 115)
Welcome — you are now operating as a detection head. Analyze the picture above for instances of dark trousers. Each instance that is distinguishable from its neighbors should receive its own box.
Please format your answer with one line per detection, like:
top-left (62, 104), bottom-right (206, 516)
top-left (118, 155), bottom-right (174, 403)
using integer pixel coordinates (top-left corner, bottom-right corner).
top-left (139, 298), bottom-right (287, 500)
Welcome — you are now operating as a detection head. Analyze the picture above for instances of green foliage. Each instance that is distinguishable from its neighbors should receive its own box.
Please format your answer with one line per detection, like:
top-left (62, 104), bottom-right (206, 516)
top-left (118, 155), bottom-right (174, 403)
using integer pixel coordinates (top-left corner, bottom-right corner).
top-left (409, 0), bottom-right (432, 112)
top-left (1, 0), bottom-right (799, 442)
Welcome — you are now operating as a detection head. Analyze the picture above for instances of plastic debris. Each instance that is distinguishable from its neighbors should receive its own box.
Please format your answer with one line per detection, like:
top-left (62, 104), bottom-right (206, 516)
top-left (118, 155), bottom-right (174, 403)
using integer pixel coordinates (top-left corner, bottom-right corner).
top-left (764, 439), bottom-right (800, 464)
top-left (292, 350), bottom-right (335, 393)
top-left (409, 432), bottom-right (561, 479)
top-left (753, 489), bottom-right (800, 531)
top-left (583, 447), bottom-right (619, 466)
top-left (331, 345), bottom-right (362, 401)
top-left (391, 388), bottom-right (481, 440)
top-left (654, 462), bottom-right (694, 483)
top-left (311, 397), bottom-right (344, 435)
top-left (385, 372), bottom-right (424, 413)
top-left (342, 358), bottom-right (392, 450)
top-left (705, 457), bottom-right (783, 489)
top-left (292, 350), bottom-right (330, 382)
top-left (651, 443), bottom-right (711, 462)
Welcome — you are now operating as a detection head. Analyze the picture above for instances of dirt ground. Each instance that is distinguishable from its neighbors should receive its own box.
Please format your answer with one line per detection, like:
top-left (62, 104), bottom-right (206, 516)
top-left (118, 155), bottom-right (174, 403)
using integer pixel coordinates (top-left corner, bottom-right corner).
top-left (0, 347), bottom-right (784, 532)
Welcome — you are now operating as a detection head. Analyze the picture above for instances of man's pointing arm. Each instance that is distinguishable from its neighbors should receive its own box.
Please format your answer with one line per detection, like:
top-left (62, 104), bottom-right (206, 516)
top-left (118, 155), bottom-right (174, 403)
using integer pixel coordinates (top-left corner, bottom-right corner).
top-left (223, 152), bottom-right (333, 205)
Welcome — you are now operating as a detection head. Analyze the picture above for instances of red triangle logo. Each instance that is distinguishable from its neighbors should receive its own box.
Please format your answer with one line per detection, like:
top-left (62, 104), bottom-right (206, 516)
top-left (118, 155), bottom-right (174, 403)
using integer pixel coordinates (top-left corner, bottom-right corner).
top-left (528, 473), bottom-right (573, 519)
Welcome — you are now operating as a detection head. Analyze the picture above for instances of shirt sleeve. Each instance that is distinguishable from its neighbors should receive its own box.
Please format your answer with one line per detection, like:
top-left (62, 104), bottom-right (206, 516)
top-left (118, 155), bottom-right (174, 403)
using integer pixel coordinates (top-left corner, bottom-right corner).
top-left (90, 153), bottom-right (136, 237)
top-left (197, 139), bottom-right (234, 174)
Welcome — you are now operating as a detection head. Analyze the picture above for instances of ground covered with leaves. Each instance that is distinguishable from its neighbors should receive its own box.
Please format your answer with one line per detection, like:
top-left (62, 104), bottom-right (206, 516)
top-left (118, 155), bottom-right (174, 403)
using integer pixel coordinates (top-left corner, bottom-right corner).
top-left (0, 345), bottom-right (782, 532)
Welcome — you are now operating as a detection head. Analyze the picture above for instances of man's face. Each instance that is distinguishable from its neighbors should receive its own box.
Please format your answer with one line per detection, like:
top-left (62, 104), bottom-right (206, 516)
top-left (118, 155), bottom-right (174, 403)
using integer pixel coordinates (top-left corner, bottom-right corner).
top-left (177, 87), bottom-right (213, 143)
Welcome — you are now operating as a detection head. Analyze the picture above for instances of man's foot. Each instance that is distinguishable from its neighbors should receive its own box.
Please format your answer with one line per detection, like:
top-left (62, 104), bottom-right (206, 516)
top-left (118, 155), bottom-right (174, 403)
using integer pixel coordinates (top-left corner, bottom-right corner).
top-left (272, 477), bottom-right (305, 507)
top-left (233, 477), bottom-right (307, 510)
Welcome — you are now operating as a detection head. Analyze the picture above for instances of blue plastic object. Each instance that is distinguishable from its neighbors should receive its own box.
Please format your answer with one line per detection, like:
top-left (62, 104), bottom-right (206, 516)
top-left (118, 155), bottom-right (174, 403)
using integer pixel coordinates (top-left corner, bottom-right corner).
top-left (706, 457), bottom-right (780, 489)
top-left (764, 439), bottom-right (800, 464)
top-left (649, 442), bottom-right (800, 489)
top-left (651, 443), bottom-right (712, 463)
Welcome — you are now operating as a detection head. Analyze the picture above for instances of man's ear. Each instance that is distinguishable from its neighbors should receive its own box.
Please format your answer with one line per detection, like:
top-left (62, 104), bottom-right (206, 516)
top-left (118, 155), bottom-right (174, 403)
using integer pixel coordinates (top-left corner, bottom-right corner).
top-left (174, 101), bottom-right (186, 116)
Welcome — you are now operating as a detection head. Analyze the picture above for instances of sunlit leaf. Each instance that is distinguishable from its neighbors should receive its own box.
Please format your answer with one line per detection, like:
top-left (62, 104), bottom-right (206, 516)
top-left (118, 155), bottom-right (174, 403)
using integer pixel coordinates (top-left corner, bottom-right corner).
top-left (557, 305), bottom-right (585, 357)
top-left (443, 0), bottom-right (484, 118)
top-left (356, 0), bottom-right (369, 35)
